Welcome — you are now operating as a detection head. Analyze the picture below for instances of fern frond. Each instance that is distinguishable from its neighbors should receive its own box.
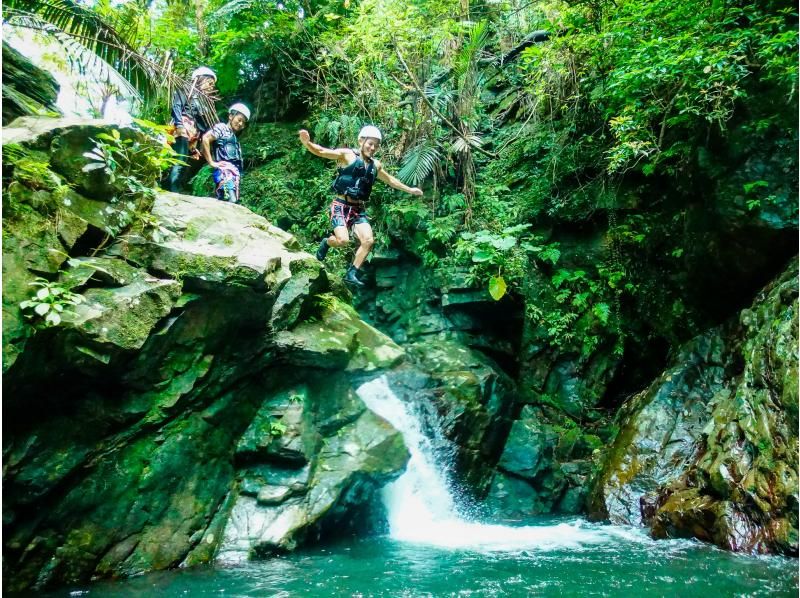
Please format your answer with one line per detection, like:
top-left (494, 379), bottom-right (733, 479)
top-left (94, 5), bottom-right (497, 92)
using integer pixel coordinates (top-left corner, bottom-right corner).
top-left (313, 116), bottom-right (330, 143)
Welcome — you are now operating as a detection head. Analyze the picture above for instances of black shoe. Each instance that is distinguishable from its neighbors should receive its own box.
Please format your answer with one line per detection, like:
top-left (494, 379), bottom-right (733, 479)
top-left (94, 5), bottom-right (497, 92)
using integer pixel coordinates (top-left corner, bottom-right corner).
top-left (315, 238), bottom-right (329, 261)
top-left (343, 265), bottom-right (364, 287)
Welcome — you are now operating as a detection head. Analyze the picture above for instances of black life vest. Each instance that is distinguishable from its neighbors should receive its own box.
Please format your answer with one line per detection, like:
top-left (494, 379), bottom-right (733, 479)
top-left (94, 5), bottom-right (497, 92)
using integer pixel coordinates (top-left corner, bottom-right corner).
top-left (213, 124), bottom-right (243, 171)
top-left (332, 150), bottom-right (377, 202)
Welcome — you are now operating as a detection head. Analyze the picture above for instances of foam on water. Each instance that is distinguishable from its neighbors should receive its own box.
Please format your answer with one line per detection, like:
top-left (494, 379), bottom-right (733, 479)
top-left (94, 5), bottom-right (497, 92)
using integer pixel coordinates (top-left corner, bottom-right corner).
top-left (357, 376), bottom-right (646, 553)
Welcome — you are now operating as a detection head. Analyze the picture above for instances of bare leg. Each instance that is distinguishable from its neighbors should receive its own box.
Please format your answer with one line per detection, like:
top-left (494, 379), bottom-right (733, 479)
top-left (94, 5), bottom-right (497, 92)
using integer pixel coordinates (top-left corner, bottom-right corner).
top-left (352, 222), bottom-right (375, 269)
top-left (328, 225), bottom-right (350, 247)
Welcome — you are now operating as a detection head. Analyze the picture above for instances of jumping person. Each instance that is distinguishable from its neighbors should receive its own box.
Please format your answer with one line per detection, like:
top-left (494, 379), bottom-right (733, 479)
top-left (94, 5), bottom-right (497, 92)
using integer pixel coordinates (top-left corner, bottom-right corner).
top-left (167, 66), bottom-right (219, 192)
top-left (298, 125), bottom-right (423, 287)
top-left (201, 103), bottom-right (250, 203)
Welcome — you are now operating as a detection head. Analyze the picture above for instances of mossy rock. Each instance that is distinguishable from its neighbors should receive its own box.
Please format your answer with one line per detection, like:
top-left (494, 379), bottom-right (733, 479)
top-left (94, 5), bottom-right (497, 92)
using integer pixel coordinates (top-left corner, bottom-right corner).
top-left (275, 296), bottom-right (404, 371)
top-left (110, 191), bottom-right (305, 290)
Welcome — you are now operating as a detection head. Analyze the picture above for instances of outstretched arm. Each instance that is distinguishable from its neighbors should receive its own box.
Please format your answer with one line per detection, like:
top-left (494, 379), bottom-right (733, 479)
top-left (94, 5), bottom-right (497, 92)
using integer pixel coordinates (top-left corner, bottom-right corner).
top-left (298, 129), bottom-right (348, 161)
top-left (377, 163), bottom-right (423, 196)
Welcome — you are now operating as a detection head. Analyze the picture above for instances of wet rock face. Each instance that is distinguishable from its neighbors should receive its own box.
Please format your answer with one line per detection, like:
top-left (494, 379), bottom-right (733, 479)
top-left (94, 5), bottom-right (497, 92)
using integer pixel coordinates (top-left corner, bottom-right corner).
top-left (2, 119), bottom-right (410, 592)
top-left (589, 260), bottom-right (799, 556)
top-left (354, 251), bottom-right (524, 371)
top-left (586, 332), bottom-right (727, 526)
top-left (401, 339), bottom-right (517, 497)
top-left (218, 377), bottom-right (408, 560)
top-left (485, 405), bottom-right (601, 519)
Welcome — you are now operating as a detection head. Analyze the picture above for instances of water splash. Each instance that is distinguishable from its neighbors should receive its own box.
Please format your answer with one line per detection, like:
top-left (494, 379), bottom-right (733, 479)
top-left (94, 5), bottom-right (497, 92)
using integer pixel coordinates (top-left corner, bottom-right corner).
top-left (357, 376), bottom-right (650, 552)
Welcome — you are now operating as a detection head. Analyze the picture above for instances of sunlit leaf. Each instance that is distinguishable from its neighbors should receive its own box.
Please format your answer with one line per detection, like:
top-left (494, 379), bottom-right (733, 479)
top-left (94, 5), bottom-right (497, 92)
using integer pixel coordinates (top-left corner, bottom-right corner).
top-left (488, 275), bottom-right (507, 301)
top-left (491, 236), bottom-right (516, 251)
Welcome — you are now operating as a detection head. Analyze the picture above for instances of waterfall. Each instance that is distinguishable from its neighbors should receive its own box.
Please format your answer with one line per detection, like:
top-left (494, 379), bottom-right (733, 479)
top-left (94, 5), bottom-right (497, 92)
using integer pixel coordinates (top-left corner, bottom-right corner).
top-left (356, 376), bottom-right (644, 552)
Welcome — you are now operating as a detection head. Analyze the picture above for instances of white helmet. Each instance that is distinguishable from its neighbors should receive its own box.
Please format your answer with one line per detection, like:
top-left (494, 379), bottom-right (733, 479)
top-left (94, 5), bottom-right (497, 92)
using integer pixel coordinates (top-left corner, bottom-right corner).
top-left (191, 66), bottom-right (217, 81)
top-left (229, 103), bottom-right (251, 121)
top-left (358, 125), bottom-right (382, 141)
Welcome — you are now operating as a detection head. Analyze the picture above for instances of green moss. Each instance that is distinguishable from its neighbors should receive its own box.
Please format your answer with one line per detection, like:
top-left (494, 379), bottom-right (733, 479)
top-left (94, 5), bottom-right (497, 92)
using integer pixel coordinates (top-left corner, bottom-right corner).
top-left (184, 222), bottom-right (201, 241)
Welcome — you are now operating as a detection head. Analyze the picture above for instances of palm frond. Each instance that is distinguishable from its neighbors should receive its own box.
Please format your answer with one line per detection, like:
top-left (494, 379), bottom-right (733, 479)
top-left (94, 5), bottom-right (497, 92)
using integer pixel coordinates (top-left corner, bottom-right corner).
top-left (423, 84), bottom-right (456, 115)
top-left (453, 20), bottom-right (489, 79)
top-left (209, 0), bottom-right (257, 25)
top-left (2, 0), bottom-right (208, 116)
top-left (451, 133), bottom-right (483, 154)
top-left (398, 140), bottom-right (441, 186)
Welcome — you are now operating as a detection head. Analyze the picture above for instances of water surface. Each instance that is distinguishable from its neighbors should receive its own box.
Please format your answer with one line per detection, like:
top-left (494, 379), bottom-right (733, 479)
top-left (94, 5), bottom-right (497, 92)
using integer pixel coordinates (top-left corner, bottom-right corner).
top-left (51, 377), bottom-right (799, 597)
top-left (58, 523), bottom-right (798, 597)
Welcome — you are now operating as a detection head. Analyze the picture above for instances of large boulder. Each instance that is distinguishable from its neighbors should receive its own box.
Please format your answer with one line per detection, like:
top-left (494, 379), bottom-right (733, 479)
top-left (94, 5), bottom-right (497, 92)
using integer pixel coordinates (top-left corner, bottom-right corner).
top-left (216, 377), bottom-right (408, 560)
top-left (485, 405), bottom-right (600, 518)
top-left (403, 339), bottom-right (516, 495)
top-left (588, 259), bottom-right (798, 555)
top-left (2, 118), bottom-right (411, 592)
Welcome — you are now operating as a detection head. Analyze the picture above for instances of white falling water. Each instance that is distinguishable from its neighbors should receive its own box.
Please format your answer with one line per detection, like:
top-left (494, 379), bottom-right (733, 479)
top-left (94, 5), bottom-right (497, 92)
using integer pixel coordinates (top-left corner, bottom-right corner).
top-left (356, 376), bottom-right (648, 552)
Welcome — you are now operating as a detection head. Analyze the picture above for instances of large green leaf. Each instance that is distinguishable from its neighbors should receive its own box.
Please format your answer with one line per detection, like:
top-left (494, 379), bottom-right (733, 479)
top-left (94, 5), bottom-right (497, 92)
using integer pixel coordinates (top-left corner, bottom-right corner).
top-left (488, 275), bottom-right (507, 301)
top-left (491, 236), bottom-right (517, 251)
top-left (472, 249), bottom-right (493, 263)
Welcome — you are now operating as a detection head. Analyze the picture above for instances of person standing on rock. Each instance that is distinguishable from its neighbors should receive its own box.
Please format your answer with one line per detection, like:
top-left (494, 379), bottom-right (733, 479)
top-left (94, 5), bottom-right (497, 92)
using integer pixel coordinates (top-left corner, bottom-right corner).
top-left (298, 126), bottom-right (423, 287)
top-left (201, 103), bottom-right (250, 203)
top-left (167, 66), bottom-right (219, 192)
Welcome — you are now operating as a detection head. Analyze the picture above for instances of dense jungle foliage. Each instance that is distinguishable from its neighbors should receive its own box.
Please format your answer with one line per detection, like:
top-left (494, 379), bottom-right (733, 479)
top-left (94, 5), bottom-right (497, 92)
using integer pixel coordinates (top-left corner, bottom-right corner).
top-left (7, 0), bottom-right (798, 393)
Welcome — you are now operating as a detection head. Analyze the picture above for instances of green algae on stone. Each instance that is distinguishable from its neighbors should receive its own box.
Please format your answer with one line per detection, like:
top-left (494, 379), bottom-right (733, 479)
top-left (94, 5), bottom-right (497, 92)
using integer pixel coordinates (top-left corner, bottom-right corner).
top-left (588, 260), bottom-right (798, 555)
top-left (236, 388), bottom-right (320, 466)
top-left (67, 278), bottom-right (182, 351)
top-left (219, 405), bottom-right (408, 558)
top-left (275, 296), bottom-right (404, 371)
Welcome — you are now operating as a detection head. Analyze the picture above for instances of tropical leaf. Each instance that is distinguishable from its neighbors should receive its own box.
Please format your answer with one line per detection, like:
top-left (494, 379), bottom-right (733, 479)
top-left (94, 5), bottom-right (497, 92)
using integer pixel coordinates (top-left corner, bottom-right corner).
top-left (451, 133), bottom-right (483, 154)
top-left (398, 140), bottom-right (441, 186)
top-left (490, 236), bottom-right (516, 251)
top-left (423, 83), bottom-right (456, 114)
top-left (2, 0), bottom-right (211, 115)
top-left (453, 20), bottom-right (489, 79)
top-left (208, 0), bottom-right (257, 25)
top-left (488, 275), bottom-right (507, 301)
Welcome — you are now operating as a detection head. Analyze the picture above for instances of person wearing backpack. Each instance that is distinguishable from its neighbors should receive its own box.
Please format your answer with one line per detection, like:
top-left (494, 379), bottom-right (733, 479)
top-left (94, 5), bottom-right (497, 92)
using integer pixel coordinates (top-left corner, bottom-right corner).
top-left (166, 66), bottom-right (219, 192)
top-left (298, 125), bottom-right (423, 287)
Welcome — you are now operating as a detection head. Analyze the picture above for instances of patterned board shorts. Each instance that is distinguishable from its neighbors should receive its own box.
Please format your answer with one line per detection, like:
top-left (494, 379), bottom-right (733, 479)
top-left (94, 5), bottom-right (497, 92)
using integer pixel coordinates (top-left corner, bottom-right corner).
top-left (330, 199), bottom-right (369, 229)
top-left (213, 162), bottom-right (240, 203)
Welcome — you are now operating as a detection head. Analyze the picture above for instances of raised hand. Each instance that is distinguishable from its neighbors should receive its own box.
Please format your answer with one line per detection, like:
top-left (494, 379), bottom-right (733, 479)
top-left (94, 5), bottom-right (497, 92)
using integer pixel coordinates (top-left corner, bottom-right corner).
top-left (298, 129), bottom-right (311, 144)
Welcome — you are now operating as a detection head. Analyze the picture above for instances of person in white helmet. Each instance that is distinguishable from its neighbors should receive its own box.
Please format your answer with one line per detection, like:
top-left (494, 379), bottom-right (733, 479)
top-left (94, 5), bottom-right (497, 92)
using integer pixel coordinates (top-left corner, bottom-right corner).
top-left (167, 66), bottom-right (219, 192)
top-left (201, 103), bottom-right (250, 203)
top-left (298, 125), bottom-right (423, 287)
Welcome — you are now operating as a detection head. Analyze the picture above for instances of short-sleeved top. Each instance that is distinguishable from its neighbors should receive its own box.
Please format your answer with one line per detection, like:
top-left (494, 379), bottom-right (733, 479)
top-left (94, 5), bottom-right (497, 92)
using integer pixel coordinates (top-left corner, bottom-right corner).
top-left (209, 123), bottom-right (243, 172)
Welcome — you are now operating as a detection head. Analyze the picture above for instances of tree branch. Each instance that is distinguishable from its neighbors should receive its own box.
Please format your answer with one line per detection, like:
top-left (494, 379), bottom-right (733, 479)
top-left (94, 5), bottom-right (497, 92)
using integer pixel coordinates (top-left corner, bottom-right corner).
top-left (393, 41), bottom-right (498, 159)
